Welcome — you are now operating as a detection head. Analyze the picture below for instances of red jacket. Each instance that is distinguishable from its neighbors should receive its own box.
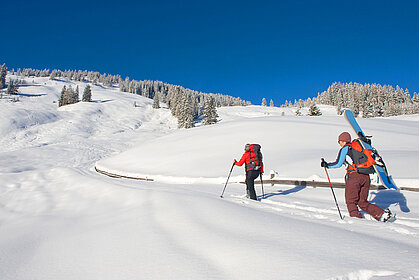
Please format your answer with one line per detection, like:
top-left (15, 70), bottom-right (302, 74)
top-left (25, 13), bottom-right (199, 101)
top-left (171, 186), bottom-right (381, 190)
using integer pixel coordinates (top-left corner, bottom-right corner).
top-left (235, 151), bottom-right (264, 173)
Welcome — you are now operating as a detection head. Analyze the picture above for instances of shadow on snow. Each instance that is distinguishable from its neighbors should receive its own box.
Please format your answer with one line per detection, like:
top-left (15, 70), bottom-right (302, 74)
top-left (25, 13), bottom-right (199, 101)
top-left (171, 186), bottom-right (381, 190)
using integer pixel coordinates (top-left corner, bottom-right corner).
top-left (262, 184), bottom-right (307, 199)
top-left (92, 99), bottom-right (113, 103)
top-left (369, 190), bottom-right (410, 213)
top-left (260, 183), bottom-right (410, 214)
top-left (18, 93), bottom-right (46, 97)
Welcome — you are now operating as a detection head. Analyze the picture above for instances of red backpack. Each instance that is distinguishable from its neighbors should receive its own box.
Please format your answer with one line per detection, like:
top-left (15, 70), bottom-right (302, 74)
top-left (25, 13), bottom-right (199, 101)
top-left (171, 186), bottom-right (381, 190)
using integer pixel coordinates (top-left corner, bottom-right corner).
top-left (346, 139), bottom-right (376, 174)
top-left (246, 144), bottom-right (263, 172)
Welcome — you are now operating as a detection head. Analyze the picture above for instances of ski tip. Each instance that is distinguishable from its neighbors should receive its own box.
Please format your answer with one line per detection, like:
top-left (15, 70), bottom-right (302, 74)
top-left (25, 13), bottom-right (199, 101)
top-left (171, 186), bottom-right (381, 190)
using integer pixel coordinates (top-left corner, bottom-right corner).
top-left (343, 109), bottom-right (356, 119)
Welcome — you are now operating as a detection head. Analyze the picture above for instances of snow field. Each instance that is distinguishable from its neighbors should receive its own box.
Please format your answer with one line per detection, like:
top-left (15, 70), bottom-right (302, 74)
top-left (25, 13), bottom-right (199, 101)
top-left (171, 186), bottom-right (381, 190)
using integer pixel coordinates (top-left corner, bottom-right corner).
top-left (1, 76), bottom-right (419, 279)
top-left (2, 165), bottom-right (418, 279)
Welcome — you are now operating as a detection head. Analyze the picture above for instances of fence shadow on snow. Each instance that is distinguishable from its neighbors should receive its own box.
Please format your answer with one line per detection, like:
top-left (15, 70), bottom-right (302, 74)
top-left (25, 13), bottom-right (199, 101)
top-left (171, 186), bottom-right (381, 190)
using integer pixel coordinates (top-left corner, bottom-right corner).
top-left (262, 184), bottom-right (307, 199)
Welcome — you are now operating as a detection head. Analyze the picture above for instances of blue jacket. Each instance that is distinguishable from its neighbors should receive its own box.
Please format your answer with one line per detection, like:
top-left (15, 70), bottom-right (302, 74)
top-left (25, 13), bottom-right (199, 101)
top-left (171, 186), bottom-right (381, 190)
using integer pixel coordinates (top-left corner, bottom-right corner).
top-left (327, 146), bottom-right (353, 169)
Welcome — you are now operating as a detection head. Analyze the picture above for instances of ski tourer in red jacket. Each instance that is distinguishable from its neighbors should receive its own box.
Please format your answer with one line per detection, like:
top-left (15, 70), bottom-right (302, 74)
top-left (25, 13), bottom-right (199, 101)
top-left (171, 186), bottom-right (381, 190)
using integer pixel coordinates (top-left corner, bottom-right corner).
top-left (234, 144), bottom-right (263, 200)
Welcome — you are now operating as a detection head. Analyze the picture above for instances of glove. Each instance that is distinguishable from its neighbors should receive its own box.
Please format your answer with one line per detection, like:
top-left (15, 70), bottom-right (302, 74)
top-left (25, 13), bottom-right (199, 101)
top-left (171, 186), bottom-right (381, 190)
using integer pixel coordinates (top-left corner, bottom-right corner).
top-left (321, 158), bottom-right (328, 168)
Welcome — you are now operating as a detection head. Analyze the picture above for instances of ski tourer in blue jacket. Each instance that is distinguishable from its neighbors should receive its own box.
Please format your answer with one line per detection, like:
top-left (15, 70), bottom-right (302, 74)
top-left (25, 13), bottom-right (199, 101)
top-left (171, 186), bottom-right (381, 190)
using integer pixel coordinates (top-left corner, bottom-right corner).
top-left (321, 132), bottom-right (393, 222)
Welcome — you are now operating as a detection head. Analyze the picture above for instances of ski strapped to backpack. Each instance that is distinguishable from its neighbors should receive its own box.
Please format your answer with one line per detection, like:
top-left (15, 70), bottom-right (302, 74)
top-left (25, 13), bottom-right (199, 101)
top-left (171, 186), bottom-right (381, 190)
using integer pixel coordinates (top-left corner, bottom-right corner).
top-left (346, 139), bottom-right (378, 174)
top-left (343, 109), bottom-right (397, 190)
top-left (246, 144), bottom-right (263, 172)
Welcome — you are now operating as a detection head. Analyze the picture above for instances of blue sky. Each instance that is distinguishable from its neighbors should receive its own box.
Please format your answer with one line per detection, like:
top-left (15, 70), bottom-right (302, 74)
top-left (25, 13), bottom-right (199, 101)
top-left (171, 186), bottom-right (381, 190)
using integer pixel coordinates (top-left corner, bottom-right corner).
top-left (1, 0), bottom-right (418, 105)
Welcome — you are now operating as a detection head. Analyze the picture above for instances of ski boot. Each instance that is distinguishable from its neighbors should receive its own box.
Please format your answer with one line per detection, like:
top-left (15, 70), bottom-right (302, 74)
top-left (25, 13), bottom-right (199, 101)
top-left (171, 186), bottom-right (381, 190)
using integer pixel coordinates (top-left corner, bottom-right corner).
top-left (380, 208), bottom-right (396, 223)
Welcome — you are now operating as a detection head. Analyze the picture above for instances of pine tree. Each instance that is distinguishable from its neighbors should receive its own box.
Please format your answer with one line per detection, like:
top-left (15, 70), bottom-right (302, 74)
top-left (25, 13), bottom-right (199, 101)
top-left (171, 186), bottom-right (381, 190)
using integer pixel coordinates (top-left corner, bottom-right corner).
top-left (65, 86), bottom-right (74, 106)
top-left (362, 98), bottom-right (374, 118)
top-left (173, 89), bottom-right (184, 118)
top-left (82, 85), bottom-right (92, 102)
top-left (50, 70), bottom-right (58, 80)
top-left (58, 85), bottom-right (79, 107)
top-left (336, 103), bottom-right (342, 115)
top-left (6, 80), bottom-right (18, 95)
top-left (308, 103), bottom-right (322, 116)
top-left (203, 97), bottom-right (218, 125)
top-left (74, 86), bottom-right (80, 103)
top-left (152, 93), bottom-right (160, 109)
top-left (184, 114), bottom-right (195, 129)
top-left (178, 94), bottom-right (195, 128)
top-left (412, 93), bottom-right (419, 113)
top-left (176, 93), bottom-right (187, 128)
top-left (295, 107), bottom-right (302, 116)
top-left (262, 98), bottom-right (267, 106)
top-left (59, 85), bottom-right (67, 107)
top-left (0, 64), bottom-right (7, 89)
top-left (269, 99), bottom-right (274, 107)
top-left (184, 95), bottom-right (195, 128)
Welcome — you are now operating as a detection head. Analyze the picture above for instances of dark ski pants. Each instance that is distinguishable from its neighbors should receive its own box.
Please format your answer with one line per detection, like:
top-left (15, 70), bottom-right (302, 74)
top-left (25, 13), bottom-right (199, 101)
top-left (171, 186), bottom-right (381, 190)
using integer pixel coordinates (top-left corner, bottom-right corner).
top-left (246, 170), bottom-right (260, 200)
top-left (345, 172), bottom-right (384, 220)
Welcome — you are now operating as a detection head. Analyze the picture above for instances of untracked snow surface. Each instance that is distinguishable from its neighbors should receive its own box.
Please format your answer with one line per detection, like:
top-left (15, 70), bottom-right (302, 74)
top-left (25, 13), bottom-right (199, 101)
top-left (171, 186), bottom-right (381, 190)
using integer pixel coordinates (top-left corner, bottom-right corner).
top-left (1, 77), bottom-right (419, 280)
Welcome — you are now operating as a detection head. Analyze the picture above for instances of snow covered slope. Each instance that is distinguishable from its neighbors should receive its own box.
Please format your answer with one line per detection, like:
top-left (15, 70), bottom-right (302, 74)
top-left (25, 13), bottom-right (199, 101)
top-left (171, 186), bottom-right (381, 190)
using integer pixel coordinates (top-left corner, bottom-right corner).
top-left (0, 76), bottom-right (177, 172)
top-left (1, 76), bottom-right (419, 280)
top-left (96, 105), bottom-right (419, 190)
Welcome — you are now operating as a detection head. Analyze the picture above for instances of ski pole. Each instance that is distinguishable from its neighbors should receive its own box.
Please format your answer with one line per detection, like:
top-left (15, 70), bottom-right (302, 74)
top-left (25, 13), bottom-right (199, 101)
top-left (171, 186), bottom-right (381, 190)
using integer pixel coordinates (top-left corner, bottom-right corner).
top-left (220, 162), bottom-right (235, 198)
top-left (324, 167), bottom-right (343, 220)
top-left (260, 172), bottom-right (265, 199)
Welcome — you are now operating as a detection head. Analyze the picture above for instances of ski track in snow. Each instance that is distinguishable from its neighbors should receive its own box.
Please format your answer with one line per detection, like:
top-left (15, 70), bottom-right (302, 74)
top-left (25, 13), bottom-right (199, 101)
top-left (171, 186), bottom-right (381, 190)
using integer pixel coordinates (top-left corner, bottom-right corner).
top-left (326, 269), bottom-right (416, 280)
top-left (227, 188), bottom-right (419, 237)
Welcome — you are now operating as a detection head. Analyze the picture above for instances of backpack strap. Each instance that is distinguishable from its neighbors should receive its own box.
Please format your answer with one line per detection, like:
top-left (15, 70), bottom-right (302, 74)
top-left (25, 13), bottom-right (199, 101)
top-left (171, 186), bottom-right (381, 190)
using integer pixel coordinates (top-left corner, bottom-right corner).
top-left (344, 143), bottom-right (358, 174)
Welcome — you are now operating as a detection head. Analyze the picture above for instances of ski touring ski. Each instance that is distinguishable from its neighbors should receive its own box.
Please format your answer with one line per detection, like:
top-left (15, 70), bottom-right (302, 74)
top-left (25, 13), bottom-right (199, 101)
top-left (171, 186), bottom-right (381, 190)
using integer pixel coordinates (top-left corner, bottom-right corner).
top-left (343, 110), bottom-right (398, 190)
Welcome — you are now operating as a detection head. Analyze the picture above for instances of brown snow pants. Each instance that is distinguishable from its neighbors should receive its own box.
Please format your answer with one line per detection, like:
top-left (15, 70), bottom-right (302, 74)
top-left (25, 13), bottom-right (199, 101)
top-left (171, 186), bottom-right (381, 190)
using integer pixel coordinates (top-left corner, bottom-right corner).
top-left (345, 172), bottom-right (384, 220)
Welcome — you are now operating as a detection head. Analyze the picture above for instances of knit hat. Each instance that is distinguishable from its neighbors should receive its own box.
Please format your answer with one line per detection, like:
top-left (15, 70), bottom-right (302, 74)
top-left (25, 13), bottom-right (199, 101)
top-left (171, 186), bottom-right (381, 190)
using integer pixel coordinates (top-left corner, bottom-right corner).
top-left (338, 132), bottom-right (351, 143)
